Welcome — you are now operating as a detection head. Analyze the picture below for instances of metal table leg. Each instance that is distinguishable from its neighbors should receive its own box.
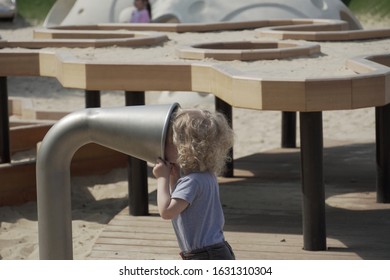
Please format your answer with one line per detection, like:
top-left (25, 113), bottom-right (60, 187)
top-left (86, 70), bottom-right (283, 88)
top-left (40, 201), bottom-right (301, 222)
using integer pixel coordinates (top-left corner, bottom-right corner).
top-left (215, 97), bottom-right (234, 177)
top-left (0, 77), bottom-right (10, 163)
top-left (375, 104), bottom-right (390, 203)
top-left (125, 91), bottom-right (149, 215)
top-left (85, 90), bottom-right (101, 108)
top-left (282, 111), bottom-right (297, 148)
top-left (299, 111), bottom-right (327, 251)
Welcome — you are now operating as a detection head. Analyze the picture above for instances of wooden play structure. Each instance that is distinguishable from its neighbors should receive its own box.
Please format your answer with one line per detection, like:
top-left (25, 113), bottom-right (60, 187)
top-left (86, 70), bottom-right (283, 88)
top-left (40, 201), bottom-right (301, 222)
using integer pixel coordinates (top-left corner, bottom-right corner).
top-left (1, 19), bottom-right (390, 254)
top-left (0, 30), bottom-right (167, 48)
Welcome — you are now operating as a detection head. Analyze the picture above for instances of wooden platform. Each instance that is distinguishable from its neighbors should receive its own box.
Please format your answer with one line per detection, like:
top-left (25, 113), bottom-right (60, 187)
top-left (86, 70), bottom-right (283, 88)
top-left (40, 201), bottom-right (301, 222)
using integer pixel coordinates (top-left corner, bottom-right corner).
top-left (2, 20), bottom-right (390, 112)
top-left (88, 141), bottom-right (390, 260)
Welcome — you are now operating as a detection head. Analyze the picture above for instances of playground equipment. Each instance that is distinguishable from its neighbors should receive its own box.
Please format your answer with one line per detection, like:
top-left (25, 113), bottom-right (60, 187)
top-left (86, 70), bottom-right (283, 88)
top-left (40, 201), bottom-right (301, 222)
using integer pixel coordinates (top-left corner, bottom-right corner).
top-left (37, 103), bottom-right (179, 259)
top-left (152, 0), bottom-right (361, 29)
top-left (1, 17), bottom-right (390, 258)
top-left (43, 0), bottom-right (133, 27)
top-left (39, 2), bottom-right (367, 115)
top-left (42, 0), bottom-right (363, 108)
top-left (43, 0), bottom-right (362, 30)
top-left (0, 0), bottom-right (16, 20)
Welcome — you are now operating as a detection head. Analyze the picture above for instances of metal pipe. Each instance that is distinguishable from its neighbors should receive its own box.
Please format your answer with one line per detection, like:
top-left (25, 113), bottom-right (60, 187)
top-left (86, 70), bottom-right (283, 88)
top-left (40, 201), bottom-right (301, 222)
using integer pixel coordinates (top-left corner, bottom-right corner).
top-left (125, 91), bottom-right (148, 215)
top-left (37, 103), bottom-right (179, 259)
top-left (299, 111), bottom-right (326, 251)
top-left (376, 104), bottom-right (390, 203)
top-left (281, 111), bottom-right (297, 148)
top-left (0, 77), bottom-right (10, 163)
top-left (215, 97), bottom-right (234, 177)
top-left (85, 90), bottom-right (101, 108)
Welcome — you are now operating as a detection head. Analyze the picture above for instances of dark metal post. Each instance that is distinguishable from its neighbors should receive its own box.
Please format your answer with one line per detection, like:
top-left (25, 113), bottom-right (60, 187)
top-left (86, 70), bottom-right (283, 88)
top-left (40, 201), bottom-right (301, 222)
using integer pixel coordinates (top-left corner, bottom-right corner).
top-left (0, 77), bottom-right (10, 163)
top-left (299, 111), bottom-right (327, 251)
top-left (125, 91), bottom-right (149, 215)
top-left (85, 90), bottom-right (101, 108)
top-left (281, 111), bottom-right (297, 148)
top-left (215, 97), bottom-right (234, 177)
top-left (375, 104), bottom-right (390, 203)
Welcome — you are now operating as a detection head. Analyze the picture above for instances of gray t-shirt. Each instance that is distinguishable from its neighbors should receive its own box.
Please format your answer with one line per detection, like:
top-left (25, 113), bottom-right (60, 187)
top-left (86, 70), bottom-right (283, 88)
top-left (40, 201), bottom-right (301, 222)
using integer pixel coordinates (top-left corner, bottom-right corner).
top-left (171, 172), bottom-right (225, 252)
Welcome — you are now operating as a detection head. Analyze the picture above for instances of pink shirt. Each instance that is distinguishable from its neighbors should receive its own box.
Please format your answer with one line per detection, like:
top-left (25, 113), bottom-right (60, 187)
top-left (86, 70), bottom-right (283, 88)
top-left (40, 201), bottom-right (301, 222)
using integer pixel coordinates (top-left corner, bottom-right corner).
top-left (130, 9), bottom-right (150, 23)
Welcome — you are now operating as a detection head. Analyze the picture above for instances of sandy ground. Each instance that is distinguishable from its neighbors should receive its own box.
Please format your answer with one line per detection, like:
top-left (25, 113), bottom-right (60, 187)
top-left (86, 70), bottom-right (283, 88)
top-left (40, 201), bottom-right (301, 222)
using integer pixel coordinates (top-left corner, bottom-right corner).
top-left (0, 15), bottom-right (389, 259)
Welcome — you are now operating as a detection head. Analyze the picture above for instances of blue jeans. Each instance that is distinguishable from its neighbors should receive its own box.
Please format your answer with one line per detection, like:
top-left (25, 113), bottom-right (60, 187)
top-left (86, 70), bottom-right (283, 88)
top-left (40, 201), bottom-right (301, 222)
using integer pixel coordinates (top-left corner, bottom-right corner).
top-left (180, 241), bottom-right (235, 260)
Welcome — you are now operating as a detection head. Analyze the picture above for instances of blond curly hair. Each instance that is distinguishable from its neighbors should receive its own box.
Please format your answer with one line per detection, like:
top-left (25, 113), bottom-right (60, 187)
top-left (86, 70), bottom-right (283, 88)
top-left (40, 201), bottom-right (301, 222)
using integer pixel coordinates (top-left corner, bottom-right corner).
top-left (171, 108), bottom-right (234, 175)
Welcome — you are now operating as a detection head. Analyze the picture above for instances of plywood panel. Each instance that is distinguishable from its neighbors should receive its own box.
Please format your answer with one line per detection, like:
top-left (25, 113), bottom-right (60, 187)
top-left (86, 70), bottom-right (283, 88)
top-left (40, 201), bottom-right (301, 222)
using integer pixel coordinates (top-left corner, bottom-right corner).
top-left (351, 72), bottom-right (386, 109)
top-left (305, 77), bottom-right (352, 111)
top-left (261, 79), bottom-right (306, 111)
top-left (85, 64), bottom-right (192, 91)
top-left (232, 76), bottom-right (263, 109)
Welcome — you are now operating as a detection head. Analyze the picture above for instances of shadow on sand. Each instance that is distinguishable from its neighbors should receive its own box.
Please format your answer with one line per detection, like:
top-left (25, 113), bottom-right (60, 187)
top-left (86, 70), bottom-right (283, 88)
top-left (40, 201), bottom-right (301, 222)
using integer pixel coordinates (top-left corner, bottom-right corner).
top-left (218, 142), bottom-right (390, 259)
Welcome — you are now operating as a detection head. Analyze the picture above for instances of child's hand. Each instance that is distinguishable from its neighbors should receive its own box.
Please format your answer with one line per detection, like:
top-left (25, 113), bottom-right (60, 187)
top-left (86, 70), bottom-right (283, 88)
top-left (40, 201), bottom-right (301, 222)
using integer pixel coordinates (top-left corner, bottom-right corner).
top-left (152, 158), bottom-right (171, 179)
top-left (170, 163), bottom-right (181, 184)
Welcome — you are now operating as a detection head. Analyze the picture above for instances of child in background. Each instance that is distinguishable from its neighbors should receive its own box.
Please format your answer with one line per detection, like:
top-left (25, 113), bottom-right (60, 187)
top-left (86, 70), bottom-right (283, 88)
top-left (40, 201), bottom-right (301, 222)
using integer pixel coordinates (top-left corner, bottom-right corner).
top-left (130, 0), bottom-right (151, 23)
top-left (153, 109), bottom-right (235, 260)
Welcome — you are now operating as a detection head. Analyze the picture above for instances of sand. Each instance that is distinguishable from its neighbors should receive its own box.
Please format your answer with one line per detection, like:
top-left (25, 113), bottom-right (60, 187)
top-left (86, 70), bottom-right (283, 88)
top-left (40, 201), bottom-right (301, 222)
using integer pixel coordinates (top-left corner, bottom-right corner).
top-left (0, 15), bottom-right (389, 259)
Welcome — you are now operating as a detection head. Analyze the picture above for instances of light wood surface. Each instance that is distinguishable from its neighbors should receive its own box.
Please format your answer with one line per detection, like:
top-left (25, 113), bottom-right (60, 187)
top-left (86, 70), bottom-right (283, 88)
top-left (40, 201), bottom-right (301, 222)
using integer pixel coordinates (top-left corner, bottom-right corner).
top-left (1, 19), bottom-right (390, 111)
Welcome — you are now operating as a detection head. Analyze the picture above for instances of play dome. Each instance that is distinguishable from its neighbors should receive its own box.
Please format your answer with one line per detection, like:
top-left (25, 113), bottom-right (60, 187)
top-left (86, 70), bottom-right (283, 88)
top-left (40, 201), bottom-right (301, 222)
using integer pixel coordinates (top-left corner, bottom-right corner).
top-left (43, 0), bottom-right (362, 29)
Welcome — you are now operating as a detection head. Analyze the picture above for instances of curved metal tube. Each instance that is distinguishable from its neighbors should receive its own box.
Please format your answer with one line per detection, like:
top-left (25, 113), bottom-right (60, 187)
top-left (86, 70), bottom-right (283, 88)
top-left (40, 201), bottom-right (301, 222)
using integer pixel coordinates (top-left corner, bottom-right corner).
top-left (37, 103), bottom-right (178, 259)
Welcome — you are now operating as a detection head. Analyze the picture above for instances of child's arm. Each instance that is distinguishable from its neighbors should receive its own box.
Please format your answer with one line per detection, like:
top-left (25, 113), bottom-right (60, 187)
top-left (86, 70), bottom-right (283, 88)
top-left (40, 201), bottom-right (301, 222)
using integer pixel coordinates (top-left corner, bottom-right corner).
top-left (169, 163), bottom-right (180, 192)
top-left (153, 158), bottom-right (189, 220)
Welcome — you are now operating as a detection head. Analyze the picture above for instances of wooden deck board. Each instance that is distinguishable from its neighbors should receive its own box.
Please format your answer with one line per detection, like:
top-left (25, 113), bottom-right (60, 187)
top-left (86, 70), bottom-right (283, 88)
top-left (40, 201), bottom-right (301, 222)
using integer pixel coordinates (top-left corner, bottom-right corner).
top-left (88, 142), bottom-right (390, 260)
top-left (89, 207), bottom-right (363, 260)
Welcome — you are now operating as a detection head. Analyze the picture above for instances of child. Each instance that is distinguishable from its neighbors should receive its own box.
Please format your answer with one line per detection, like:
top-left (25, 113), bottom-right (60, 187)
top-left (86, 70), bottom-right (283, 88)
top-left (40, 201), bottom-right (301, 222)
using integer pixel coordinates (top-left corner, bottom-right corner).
top-left (130, 0), bottom-right (151, 23)
top-left (153, 108), bottom-right (235, 260)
